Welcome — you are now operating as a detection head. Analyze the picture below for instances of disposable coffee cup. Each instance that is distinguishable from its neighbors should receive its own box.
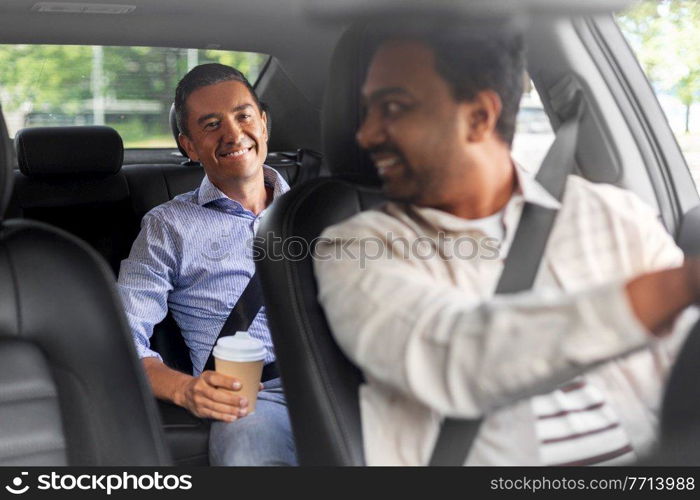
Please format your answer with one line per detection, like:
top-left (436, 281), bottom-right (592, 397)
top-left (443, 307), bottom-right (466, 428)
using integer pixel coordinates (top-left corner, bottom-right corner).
top-left (213, 332), bottom-right (267, 413)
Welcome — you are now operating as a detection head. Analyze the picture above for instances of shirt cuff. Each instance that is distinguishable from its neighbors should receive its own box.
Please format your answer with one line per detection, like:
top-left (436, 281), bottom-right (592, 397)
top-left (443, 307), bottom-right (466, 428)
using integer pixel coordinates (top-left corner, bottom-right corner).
top-left (135, 343), bottom-right (164, 363)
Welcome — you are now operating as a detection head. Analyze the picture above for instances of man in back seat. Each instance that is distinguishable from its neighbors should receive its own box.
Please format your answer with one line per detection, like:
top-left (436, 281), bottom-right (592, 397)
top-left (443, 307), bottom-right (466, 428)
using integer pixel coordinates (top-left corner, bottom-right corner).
top-left (117, 63), bottom-right (296, 466)
top-left (314, 27), bottom-right (699, 465)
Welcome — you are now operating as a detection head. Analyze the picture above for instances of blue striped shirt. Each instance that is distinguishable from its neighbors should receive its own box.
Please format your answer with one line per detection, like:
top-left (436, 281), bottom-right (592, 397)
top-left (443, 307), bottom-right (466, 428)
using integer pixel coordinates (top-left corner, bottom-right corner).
top-left (117, 166), bottom-right (289, 376)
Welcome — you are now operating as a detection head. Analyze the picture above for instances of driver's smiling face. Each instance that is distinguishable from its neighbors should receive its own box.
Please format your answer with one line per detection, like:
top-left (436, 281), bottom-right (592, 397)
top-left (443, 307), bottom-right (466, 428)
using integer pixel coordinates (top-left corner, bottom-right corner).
top-left (357, 40), bottom-right (465, 206)
top-left (179, 80), bottom-right (268, 186)
top-left (356, 39), bottom-right (474, 208)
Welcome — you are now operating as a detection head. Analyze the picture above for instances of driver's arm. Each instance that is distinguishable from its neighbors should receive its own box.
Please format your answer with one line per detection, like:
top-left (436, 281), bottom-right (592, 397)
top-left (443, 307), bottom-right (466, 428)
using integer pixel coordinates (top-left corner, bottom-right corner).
top-left (314, 202), bottom-right (696, 419)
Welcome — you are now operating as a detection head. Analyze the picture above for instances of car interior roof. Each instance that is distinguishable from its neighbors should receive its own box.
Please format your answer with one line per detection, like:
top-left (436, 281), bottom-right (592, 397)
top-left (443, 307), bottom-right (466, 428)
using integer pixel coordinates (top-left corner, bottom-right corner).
top-left (0, 0), bottom-right (633, 109)
top-left (0, 0), bottom-right (347, 110)
top-left (3, 0), bottom-right (665, 213)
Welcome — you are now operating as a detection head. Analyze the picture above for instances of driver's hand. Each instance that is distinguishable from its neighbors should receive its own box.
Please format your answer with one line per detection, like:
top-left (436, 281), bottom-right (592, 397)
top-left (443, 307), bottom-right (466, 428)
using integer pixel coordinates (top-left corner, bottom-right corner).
top-left (177, 371), bottom-right (249, 422)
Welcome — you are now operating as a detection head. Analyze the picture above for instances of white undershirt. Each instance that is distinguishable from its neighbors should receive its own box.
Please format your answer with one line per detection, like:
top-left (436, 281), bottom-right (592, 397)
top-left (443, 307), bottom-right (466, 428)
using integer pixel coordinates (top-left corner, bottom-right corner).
top-left (463, 194), bottom-right (635, 466)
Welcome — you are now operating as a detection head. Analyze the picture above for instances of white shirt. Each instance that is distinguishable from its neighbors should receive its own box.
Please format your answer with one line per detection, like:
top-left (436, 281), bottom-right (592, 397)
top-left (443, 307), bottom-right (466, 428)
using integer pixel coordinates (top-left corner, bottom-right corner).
top-left (313, 164), bottom-right (696, 465)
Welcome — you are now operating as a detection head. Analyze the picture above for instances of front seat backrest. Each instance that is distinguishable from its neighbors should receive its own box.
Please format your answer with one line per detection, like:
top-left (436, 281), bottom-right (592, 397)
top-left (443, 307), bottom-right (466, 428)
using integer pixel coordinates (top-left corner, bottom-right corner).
top-left (0, 115), bottom-right (170, 465)
top-left (254, 25), bottom-right (384, 465)
top-left (11, 126), bottom-right (136, 275)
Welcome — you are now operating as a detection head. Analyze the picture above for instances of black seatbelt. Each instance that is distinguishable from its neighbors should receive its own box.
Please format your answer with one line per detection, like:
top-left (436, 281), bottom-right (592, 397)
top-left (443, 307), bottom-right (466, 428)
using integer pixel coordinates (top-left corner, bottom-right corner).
top-left (202, 272), bottom-right (266, 373)
top-left (428, 99), bottom-right (583, 466)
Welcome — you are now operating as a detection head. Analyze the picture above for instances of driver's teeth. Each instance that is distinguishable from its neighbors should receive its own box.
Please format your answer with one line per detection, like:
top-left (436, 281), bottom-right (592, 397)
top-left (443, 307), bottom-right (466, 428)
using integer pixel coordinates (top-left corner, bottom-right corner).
top-left (376, 157), bottom-right (399, 168)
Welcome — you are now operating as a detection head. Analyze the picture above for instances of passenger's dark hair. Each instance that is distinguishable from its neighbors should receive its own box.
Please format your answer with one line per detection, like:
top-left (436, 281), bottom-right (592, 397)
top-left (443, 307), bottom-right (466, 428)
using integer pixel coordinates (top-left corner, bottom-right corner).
top-left (370, 23), bottom-right (525, 146)
top-left (174, 63), bottom-right (261, 137)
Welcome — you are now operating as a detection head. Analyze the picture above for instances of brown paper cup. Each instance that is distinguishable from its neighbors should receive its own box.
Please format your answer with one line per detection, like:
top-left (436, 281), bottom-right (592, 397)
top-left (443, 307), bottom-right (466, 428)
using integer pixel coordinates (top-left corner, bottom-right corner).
top-left (214, 358), bottom-right (264, 413)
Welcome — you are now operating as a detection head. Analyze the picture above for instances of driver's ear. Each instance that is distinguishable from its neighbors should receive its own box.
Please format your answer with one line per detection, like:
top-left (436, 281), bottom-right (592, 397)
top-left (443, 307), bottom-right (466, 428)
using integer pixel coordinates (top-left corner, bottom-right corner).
top-left (465, 90), bottom-right (502, 143)
top-left (178, 133), bottom-right (199, 161)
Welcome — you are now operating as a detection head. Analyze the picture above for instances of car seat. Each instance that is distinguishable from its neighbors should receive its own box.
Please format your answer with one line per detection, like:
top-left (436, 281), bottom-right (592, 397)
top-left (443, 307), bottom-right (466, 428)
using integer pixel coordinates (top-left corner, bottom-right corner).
top-left (254, 24), bottom-right (384, 465)
top-left (0, 107), bottom-right (171, 465)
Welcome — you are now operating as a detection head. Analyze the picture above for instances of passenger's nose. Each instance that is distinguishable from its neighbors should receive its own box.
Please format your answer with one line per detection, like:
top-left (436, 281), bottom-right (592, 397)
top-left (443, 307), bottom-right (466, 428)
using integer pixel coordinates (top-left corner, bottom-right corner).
top-left (356, 110), bottom-right (385, 151)
top-left (221, 116), bottom-right (243, 143)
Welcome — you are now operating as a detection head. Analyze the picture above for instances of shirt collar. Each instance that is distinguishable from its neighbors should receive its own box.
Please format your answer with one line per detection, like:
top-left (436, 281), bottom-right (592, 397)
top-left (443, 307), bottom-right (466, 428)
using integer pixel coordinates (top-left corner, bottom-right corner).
top-left (516, 161), bottom-right (561, 211)
top-left (196, 165), bottom-right (290, 208)
top-left (408, 161), bottom-right (561, 235)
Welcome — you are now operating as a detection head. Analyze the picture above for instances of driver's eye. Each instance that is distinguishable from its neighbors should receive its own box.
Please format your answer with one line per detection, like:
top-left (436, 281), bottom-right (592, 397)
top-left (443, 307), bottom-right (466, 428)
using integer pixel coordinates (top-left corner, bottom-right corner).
top-left (386, 102), bottom-right (401, 113)
top-left (381, 101), bottom-right (406, 118)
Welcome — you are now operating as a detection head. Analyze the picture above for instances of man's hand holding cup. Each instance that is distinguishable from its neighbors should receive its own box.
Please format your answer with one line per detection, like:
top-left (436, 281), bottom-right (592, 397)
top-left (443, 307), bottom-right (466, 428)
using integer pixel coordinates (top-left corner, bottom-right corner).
top-left (177, 370), bottom-right (250, 422)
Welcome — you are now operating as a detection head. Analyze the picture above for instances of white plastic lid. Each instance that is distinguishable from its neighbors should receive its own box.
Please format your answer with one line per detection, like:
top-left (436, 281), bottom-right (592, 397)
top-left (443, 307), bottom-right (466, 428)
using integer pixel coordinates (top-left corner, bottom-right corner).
top-left (213, 332), bottom-right (267, 362)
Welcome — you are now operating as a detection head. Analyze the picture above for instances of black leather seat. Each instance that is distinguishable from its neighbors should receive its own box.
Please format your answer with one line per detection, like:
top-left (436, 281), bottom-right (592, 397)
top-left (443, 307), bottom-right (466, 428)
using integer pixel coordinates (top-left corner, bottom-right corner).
top-left (9, 126), bottom-right (211, 464)
top-left (254, 25), bottom-right (385, 465)
top-left (8, 103), bottom-right (323, 464)
top-left (10, 126), bottom-right (137, 275)
top-left (0, 108), bottom-right (171, 465)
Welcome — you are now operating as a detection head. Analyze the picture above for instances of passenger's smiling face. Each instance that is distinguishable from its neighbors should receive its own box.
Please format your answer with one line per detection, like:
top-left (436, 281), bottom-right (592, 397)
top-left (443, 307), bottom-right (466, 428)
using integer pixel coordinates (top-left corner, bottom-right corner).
top-left (179, 80), bottom-right (268, 187)
top-left (356, 39), bottom-right (487, 210)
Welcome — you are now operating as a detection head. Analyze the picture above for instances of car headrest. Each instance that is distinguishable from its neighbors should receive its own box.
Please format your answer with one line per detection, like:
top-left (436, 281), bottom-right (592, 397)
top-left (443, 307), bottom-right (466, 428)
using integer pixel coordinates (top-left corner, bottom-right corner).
top-left (322, 24), bottom-right (379, 184)
top-left (170, 101), bottom-right (273, 160)
top-left (0, 104), bottom-right (14, 219)
top-left (15, 126), bottom-right (123, 179)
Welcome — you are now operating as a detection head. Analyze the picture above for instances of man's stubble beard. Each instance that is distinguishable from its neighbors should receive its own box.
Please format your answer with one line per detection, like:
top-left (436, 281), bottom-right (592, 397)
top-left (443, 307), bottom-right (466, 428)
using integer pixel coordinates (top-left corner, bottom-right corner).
top-left (381, 162), bottom-right (437, 207)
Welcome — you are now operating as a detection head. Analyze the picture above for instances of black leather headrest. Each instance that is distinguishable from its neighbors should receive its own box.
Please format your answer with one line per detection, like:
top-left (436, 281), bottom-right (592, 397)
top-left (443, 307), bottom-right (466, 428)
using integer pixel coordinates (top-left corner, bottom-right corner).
top-left (0, 104), bottom-right (13, 219)
top-left (15, 126), bottom-right (123, 179)
top-left (322, 24), bottom-right (379, 183)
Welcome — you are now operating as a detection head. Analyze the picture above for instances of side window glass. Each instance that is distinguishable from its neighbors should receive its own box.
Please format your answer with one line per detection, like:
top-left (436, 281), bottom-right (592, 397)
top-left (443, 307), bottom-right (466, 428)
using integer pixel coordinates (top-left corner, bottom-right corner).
top-left (512, 83), bottom-right (556, 173)
top-left (617, 0), bottom-right (700, 191)
top-left (0, 46), bottom-right (267, 148)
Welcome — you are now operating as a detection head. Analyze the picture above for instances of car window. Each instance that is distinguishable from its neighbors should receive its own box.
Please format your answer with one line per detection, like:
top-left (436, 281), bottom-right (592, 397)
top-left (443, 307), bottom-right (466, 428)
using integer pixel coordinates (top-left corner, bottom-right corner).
top-left (0, 45), bottom-right (267, 148)
top-left (512, 84), bottom-right (555, 173)
top-left (617, 0), bottom-right (700, 192)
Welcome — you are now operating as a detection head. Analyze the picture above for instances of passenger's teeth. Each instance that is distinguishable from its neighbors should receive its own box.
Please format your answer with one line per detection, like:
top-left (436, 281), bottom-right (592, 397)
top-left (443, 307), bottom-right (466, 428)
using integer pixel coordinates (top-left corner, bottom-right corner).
top-left (223, 148), bottom-right (250, 157)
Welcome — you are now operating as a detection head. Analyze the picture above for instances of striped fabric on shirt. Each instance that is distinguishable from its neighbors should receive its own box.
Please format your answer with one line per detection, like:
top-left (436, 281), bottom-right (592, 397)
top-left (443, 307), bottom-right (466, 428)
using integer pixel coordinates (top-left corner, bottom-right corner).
top-left (532, 376), bottom-right (636, 466)
top-left (117, 166), bottom-right (289, 376)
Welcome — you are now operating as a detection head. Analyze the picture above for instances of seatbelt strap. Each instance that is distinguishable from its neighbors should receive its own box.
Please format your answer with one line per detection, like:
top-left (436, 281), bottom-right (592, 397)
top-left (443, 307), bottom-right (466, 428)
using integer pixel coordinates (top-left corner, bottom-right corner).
top-left (428, 99), bottom-right (583, 466)
top-left (202, 272), bottom-right (264, 372)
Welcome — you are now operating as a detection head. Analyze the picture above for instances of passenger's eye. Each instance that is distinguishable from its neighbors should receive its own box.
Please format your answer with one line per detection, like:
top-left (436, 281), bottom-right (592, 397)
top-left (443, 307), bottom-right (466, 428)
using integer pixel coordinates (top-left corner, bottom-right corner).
top-left (204, 120), bottom-right (220, 130)
top-left (239, 114), bottom-right (252, 121)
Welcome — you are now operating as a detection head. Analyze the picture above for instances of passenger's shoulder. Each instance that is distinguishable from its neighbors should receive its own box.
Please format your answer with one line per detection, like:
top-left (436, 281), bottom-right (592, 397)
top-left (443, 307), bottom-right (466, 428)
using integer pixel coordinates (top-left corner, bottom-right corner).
top-left (564, 175), bottom-right (657, 218)
top-left (143, 190), bottom-right (198, 222)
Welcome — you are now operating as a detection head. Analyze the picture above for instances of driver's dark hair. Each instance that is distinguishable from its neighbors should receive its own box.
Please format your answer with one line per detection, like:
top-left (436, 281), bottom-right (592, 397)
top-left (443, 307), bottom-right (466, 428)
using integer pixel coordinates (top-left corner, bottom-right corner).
top-left (371, 24), bottom-right (525, 146)
top-left (174, 63), bottom-right (261, 137)
top-left (428, 30), bottom-right (524, 147)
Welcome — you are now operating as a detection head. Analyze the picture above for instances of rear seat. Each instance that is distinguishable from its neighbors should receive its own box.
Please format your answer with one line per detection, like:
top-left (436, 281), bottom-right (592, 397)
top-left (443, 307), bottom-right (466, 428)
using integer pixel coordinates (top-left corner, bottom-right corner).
top-left (10, 124), bottom-right (321, 465)
top-left (10, 126), bottom-right (136, 275)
